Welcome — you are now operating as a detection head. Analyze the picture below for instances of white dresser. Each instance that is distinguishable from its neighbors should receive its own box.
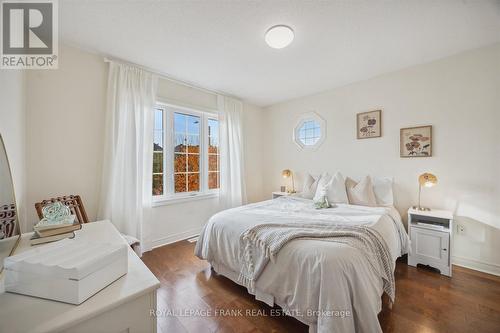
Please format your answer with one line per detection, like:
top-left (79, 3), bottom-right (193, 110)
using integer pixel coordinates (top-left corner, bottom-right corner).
top-left (0, 220), bottom-right (160, 333)
top-left (408, 208), bottom-right (453, 277)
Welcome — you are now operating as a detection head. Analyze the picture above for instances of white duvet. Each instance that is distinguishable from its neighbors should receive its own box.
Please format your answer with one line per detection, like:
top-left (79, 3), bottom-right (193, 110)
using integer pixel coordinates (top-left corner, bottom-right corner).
top-left (195, 197), bottom-right (409, 333)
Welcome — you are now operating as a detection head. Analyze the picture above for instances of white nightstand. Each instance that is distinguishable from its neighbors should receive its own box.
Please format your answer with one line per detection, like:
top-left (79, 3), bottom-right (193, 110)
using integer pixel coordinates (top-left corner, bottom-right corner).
top-left (272, 191), bottom-right (292, 199)
top-left (408, 208), bottom-right (453, 277)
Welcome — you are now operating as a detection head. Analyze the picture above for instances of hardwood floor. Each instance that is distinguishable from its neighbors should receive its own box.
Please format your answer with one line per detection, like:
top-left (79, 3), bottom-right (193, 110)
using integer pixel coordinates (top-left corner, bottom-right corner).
top-left (142, 240), bottom-right (500, 333)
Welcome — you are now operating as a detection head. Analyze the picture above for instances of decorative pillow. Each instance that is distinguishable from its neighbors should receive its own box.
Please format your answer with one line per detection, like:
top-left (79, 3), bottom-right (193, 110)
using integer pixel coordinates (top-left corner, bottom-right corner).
top-left (345, 176), bottom-right (378, 207)
top-left (301, 173), bottom-right (321, 199)
top-left (313, 172), bottom-right (349, 204)
top-left (372, 177), bottom-right (394, 206)
top-left (313, 177), bottom-right (328, 202)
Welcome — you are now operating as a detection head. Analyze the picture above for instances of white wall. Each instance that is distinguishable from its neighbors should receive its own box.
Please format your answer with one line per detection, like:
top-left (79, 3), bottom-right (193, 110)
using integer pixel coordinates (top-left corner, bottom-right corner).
top-left (0, 71), bottom-right (27, 232)
top-left (24, 44), bottom-right (265, 250)
top-left (263, 43), bottom-right (500, 275)
top-left (25, 45), bottom-right (107, 228)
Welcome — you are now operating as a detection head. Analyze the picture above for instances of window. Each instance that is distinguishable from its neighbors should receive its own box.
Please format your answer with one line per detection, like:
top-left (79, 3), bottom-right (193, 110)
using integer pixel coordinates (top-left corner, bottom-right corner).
top-left (152, 104), bottom-right (219, 202)
top-left (293, 112), bottom-right (326, 150)
top-left (174, 113), bottom-right (200, 192)
top-left (298, 120), bottom-right (321, 146)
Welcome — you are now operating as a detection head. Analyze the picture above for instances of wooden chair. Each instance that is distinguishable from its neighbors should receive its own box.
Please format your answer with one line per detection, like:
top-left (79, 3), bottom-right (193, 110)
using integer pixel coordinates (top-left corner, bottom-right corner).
top-left (34, 195), bottom-right (139, 248)
top-left (35, 195), bottom-right (89, 224)
top-left (0, 203), bottom-right (17, 238)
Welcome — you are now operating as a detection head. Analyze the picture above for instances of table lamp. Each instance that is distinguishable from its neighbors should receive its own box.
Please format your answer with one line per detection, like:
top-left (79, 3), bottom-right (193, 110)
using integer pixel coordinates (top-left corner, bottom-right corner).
top-left (413, 173), bottom-right (437, 211)
top-left (281, 169), bottom-right (296, 193)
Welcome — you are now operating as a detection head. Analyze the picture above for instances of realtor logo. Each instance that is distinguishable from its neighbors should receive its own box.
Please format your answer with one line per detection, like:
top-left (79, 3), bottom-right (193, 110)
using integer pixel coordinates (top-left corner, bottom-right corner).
top-left (1, 0), bottom-right (58, 69)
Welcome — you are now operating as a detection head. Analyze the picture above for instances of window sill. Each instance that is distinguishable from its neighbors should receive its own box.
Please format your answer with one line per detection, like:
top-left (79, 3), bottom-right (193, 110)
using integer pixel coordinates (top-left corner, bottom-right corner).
top-left (152, 192), bottom-right (219, 207)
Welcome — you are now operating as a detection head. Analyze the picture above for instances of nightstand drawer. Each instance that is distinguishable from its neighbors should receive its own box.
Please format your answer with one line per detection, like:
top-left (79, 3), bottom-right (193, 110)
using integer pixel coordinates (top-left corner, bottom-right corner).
top-left (272, 192), bottom-right (292, 199)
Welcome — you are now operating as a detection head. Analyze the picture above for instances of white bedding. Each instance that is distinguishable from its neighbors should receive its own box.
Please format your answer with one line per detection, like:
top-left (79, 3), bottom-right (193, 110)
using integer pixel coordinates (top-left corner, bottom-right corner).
top-left (195, 196), bottom-right (409, 333)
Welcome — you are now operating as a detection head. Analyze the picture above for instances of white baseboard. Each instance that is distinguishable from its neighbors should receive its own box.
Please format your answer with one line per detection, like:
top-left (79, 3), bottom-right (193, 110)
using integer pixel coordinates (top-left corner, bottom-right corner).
top-left (146, 227), bottom-right (201, 251)
top-left (453, 255), bottom-right (500, 276)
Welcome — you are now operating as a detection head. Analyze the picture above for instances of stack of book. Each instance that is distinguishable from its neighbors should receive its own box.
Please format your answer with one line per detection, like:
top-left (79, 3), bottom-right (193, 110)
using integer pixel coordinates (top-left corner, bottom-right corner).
top-left (31, 215), bottom-right (81, 245)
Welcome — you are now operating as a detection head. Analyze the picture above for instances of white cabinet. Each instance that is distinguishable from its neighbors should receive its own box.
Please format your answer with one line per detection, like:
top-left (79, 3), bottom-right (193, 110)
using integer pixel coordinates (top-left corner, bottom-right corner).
top-left (408, 208), bottom-right (453, 277)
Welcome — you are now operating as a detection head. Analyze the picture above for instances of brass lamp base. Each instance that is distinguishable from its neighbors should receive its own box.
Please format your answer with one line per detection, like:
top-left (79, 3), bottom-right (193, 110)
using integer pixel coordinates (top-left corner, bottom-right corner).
top-left (412, 205), bottom-right (431, 211)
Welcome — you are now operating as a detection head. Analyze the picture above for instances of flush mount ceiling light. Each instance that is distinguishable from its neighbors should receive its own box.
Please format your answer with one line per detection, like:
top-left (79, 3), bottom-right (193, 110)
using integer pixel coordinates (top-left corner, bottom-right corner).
top-left (265, 25), bottom-right (294, 49)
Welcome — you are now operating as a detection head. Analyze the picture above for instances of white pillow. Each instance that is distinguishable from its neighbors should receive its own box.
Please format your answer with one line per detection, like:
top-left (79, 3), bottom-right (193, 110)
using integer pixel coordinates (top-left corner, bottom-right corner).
top-left (312, 173), bottom-right (329, 202)
top-left (372, 177), bottom-right (394, 206)
top-left (301, 173), bottom-right (321, 199)
top-left (345, 176), bottom-right (377, 207)
top-left (313, 172), bottom-right (349, 204)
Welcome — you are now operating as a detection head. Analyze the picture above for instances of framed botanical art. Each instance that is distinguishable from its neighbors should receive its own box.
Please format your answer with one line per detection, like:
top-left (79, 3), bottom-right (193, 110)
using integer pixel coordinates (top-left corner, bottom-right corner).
top-left (357, 110), bottom-right (381, 139)
top-left (400, 125), bottom-right (432, 157)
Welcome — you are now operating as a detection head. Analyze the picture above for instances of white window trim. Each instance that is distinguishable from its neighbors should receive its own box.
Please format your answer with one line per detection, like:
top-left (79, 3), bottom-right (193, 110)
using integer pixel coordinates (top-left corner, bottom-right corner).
top-left (153, 102), bottom-right (219, 206)
top-left (152, 192), bottom-right (219, 207)
top-left (293, 111), bottom-right (326, 151)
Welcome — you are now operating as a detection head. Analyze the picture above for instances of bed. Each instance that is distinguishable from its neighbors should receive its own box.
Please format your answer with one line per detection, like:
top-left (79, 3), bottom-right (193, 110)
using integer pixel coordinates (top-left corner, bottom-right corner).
top-left (195, 196), bottom-right (409, 333)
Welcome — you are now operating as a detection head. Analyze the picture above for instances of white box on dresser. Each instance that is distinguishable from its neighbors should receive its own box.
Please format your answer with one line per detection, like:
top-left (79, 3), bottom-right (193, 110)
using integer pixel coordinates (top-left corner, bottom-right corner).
top-left (0, 220), bottom-right (160, 333)
top-left (4, 240), bottom-right (128, 304)
top-left (408, 208), bottom-right (453, 277)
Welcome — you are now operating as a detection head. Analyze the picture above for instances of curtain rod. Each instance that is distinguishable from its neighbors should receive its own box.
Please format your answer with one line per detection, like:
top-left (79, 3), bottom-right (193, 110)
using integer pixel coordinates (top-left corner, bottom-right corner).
top-left (103, 56), bottom-right (238, 100)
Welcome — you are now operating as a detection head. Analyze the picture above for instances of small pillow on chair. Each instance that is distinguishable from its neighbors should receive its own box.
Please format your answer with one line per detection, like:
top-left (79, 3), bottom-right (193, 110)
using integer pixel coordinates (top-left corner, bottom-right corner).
top-left (345, 176), bottom-right (378, 207)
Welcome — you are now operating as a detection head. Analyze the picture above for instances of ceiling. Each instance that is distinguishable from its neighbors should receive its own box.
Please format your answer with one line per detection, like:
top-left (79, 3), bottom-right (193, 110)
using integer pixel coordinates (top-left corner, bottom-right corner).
top-left (60, 1), bottom-right (500, 107)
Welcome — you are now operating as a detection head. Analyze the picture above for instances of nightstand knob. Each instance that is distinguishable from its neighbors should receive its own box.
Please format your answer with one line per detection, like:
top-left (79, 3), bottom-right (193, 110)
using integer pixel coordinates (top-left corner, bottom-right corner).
top-left (443, 248), bottom-right (447, 251)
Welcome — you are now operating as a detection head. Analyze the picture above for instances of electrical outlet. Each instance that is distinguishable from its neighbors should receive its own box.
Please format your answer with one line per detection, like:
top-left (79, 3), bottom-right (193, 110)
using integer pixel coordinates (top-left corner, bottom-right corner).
top-left (457, 224), bottom-right (465, 235)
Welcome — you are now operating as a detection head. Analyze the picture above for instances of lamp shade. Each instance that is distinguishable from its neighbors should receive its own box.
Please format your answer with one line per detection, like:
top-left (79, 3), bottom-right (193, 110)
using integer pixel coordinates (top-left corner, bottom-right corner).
top-left (418, 173), bottom-right (437, 187)
top-left (282, 169), bottom-right (292, 178)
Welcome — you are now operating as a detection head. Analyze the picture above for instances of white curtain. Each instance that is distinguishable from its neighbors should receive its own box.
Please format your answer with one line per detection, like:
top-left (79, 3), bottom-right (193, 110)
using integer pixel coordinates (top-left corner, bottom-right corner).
top-left (98, 61), bottom-right (158, 256)
top-left (218, 95), bottom-right (247, 209)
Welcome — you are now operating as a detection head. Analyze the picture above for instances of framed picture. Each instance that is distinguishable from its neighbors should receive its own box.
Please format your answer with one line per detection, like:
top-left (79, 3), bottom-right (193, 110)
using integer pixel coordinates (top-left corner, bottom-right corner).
top-left (400, 125), bottom-right (432, 157)
top-left (357, 110), bottom-right (381, 139)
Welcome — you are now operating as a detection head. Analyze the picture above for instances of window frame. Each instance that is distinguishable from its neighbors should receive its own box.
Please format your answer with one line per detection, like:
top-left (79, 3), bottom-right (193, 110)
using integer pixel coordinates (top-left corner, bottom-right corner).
top-left (153, 102), bottom-right (219, 206)
top-left (207, 117), bottom-right (220, 191)
top-left (293, 112), bottom-right (326, 150)
top-left (152, 107), bottom-right (165, 197)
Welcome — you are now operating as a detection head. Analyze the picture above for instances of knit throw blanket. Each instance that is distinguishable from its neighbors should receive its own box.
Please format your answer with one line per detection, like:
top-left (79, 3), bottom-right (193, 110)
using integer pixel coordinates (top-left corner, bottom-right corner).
top-left (238, 223), bottom-right (396, 302)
